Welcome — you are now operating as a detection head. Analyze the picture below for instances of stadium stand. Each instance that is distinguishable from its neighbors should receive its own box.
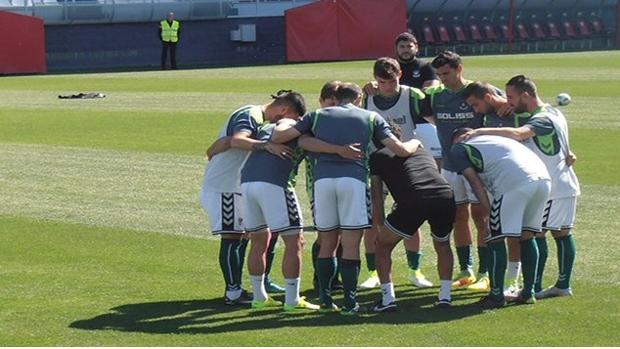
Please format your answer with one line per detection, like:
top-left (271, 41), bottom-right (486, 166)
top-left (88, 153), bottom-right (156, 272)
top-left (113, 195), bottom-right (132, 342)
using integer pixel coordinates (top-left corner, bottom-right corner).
top-left (407, 0), bottom-right (617, 56)
top-left (0, 0), bottom-right (616, 72)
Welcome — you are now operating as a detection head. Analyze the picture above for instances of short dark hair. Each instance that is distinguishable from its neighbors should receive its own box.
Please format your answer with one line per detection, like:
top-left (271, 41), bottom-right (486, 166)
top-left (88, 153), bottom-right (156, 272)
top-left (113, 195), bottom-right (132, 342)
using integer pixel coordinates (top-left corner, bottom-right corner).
top-left (462, 81), bottom-right (497, 100)
top-left (386, 119), bottom-right (402, 141)
top-left (373, 57), bottom-right (401, 80)
top-left (320, 80), bottom-right (341, 100)
top-left (335, 82), bottom-right (362, 104)
top-left (394, 31), bottom-right (418, 46)
top-left (506, 75), bottom-right (538, 98)
top-left (431, 50), bottom-right (462, 69)
top-left (452, 127), bottom-right (473, 143)
top-left (271, 89), bottom-right (306, 116)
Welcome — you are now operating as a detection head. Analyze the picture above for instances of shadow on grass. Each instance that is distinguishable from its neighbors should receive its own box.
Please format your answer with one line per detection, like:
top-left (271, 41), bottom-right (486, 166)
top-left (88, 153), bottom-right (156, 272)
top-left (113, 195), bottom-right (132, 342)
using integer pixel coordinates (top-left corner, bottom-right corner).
top-left (70, 286), bottom-right (485, 335)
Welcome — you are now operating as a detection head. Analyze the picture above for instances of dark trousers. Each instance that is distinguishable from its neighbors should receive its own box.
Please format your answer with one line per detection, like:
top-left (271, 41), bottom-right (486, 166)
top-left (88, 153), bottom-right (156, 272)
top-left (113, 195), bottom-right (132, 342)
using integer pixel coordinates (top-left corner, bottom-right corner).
top-left (161, 41), bottom-right (177, 69)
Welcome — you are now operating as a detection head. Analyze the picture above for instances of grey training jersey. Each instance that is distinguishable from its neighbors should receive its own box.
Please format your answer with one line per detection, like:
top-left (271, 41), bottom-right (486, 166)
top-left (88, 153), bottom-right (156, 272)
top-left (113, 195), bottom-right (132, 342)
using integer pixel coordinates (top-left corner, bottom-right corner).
top-left (426, 81), bottom-right (484, 171)
top-left (241, 123), bottom-right (304, 189)
top-left (450, 135), bottom-right (550, 196)
top-left (523, 105), bottom-right (580, 199)
top-left (294, 103), bottom-right (393, 183)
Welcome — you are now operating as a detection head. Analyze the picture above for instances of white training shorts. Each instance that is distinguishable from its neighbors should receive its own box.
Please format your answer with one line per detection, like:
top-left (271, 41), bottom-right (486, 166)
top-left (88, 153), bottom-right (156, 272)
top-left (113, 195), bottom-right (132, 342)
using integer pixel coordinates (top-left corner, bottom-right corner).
top-left (313, 177), bottom-right (372, 232)
top-left (414, 123), bottom-right (442, 159)
top-left (542, 196), bottom-right (577, 231)
top-left (441, 169), bottom-right (479, 205)
top-left (240, 181), bottom-right (303, 235)
top-left (486, 179), bottom-right (551, 242)
top-left (200, 190), bottom-right (244, 234)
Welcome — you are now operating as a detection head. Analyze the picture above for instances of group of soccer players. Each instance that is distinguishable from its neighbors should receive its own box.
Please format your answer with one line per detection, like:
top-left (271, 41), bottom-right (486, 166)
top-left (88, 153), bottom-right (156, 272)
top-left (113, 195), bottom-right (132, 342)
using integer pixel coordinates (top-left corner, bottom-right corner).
top-left (199, 32), bottom-right (580, 314)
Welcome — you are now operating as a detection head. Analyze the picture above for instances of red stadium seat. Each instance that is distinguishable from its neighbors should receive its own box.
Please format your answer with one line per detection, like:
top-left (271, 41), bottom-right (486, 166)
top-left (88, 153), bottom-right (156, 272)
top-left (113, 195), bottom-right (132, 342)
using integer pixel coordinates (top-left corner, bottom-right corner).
top-left (469, 23), bottom-right (483, 41)
top-left (563, 21), bottom-right (577, 38)
top-left (437, 24), bottom-right (451, 43)
top-left (531, 22), bottom-right (546, 40)
top-left (516, 23), bottom-right (529, 40)
top-left (483, 23), bottom-right (497, 40)
top-left (547, 22), bottom-right (562, 39)
top-left (500, 23), bottom-right (513, 41)
top-left (590, 19), bottom-right (603, 35)
top-left (422, 24), bottom-right (436, 44)
top-left (453, 24), bottom-right (467, 42)
top-left (576, 20), bottom-right (591, 36)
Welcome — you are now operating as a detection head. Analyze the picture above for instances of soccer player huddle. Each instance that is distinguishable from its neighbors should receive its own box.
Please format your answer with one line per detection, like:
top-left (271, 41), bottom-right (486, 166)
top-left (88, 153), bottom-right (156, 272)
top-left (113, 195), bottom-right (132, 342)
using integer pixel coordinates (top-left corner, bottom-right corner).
top-left (199, 32), bottom-right (580, 315)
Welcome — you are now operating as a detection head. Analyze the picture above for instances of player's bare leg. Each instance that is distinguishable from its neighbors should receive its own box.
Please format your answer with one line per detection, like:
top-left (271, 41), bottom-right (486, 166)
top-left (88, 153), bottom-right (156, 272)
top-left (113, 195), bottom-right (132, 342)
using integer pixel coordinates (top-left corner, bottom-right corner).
top-left (247, 229), bottom-right (271, 303)
top-left (281, 232), bottom-right (320, 311)
top-left (373, 226), bottom-right (401, 311)
top-left (433, 239), bottom-right (454, 306)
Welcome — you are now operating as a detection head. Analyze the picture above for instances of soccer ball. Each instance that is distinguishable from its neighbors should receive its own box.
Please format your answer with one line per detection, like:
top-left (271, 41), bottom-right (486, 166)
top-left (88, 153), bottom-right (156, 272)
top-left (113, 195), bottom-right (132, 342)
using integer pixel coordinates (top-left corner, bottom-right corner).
top-left (556, 93), bottom-right (572, 106)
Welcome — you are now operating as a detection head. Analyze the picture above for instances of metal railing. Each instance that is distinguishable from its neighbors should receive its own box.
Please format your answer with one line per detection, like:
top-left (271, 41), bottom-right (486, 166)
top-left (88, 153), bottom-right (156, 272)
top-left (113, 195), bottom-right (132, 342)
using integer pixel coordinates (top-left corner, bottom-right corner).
top-left (0, 0), bottom-right (315, 24)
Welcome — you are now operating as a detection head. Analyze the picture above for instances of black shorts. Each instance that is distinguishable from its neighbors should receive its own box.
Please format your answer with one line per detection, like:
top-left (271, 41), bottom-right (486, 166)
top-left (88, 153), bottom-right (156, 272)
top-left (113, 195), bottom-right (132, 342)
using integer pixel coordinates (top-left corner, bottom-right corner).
top-left (384, 189), bottom-right (456, 242)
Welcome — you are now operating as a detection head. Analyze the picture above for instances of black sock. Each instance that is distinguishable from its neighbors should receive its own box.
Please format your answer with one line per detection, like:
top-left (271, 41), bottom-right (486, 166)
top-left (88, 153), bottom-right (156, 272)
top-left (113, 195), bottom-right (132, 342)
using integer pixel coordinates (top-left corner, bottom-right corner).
top-left (219, 239), bottom-right (241, 291)
top-left (339, 258), bottom-right (361, 310)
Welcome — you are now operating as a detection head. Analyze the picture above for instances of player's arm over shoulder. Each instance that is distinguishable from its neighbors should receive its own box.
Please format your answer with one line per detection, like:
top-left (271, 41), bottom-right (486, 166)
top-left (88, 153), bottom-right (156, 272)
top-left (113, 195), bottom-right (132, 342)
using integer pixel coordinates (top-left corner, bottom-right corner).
top-left (272, 114), bottom-right (312, 143)
top-left (374, 115), bottom-right (421, 157)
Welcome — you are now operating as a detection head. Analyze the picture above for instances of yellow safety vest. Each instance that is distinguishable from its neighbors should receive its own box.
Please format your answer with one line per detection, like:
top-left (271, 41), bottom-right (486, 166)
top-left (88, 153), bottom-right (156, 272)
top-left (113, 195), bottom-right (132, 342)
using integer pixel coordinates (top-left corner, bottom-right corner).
top-left (160, 20), bottom-right (179, 43)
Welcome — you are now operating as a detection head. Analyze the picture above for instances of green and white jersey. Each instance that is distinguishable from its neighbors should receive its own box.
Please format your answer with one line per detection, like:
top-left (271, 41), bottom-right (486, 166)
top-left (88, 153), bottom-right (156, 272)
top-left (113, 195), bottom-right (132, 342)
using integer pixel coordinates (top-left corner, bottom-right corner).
top-left (523, 104), bottom-right (581, 199)
top-left (450, 135), bottom-right (550, 196)
top-left (202, 105), bottom-right (264, 193)
top-left (364, 86), bottom-right (426, 141)
top-left (426, 81), bottom-right (484, 171)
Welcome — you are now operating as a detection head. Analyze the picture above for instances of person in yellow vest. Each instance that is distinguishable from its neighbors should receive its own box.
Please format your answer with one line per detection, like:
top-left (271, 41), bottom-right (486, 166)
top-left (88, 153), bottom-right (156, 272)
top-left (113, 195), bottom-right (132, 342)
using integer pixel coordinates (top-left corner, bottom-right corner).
top-left (160, 12), bottom-right (180, 70)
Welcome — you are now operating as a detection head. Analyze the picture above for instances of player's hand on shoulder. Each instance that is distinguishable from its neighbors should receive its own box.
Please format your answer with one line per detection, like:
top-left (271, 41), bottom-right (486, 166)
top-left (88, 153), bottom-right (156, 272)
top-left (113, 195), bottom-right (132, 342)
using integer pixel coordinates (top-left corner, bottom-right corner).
top-left (265, 142), bottom-right (294, 160)
top-left (456, 129), bottom-right (478, 143)
top-left (338, 143), bottom-right (363, 160)
top-left (497, 101), bottom-right (514, 117)
top-left (566, 150), bottom-right (577, 166)
top-left (363, 81), bottom-right (379, 96)
top-left (276, 118), bottom-right (297, 127)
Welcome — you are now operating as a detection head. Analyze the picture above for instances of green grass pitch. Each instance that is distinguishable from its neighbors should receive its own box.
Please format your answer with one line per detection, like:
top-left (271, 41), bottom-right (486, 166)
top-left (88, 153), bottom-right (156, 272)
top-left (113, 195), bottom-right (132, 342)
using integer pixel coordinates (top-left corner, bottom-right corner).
top-left (1, 51), bottom-right (619, 346)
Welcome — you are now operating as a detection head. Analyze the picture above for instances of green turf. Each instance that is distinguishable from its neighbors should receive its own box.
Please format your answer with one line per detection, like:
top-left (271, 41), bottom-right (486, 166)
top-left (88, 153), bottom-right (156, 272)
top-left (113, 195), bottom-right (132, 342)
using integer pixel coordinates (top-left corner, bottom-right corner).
top-left (1, 51), bottom-right (619, 346)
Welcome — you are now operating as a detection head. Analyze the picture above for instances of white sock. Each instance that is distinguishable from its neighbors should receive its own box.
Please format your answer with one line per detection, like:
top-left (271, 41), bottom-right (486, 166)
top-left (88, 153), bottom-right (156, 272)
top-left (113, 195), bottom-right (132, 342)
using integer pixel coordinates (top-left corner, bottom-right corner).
top-left (506, 261), bottom-right (521, 282)
top-left (225, 289), bottom-right (241, 300)
top-left (381, 282), bottom-right (396, 305)
top-left (250, 274), bottom-right (268, 302)
top-left (439, 280), bottom-right (452, 301)
top-left (284, 277), bottom-right (300, 306)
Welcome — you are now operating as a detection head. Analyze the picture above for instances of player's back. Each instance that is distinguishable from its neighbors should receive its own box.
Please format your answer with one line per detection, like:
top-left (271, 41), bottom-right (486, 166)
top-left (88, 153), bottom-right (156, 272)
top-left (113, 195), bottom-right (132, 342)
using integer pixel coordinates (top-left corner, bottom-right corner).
top-left (241, 123), bottom-right (302, 189)
top-left (458, 135), bottom-right (550, 196)
top-left (370, 147), bottom-right (450, 205)
top-left (311, 103), bottom-right (382, 182)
